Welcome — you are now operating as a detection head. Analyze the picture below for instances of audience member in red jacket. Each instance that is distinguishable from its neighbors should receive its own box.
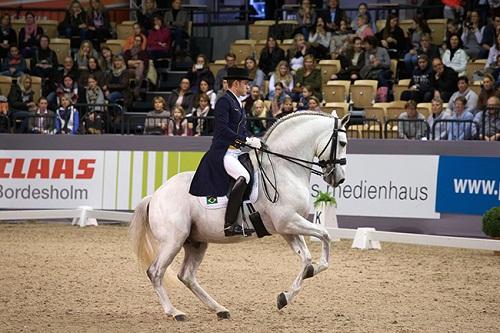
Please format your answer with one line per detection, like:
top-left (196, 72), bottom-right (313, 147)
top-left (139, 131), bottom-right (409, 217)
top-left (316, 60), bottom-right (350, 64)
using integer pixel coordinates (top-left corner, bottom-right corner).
top-left (146, 14), bottom-right (171, 62)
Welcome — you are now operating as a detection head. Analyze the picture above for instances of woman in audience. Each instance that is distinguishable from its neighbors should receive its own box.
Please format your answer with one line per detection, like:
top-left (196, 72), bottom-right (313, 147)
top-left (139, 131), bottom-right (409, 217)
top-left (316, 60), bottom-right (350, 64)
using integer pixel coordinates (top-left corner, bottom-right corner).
top-left (146, 14), bottom-right (172, 63)
top-left (461, 10), bottom-right (484, 60)
top-left (340, 36), bottom-right (365, 81)
top-left (186, 54), bottom-right (214, 93)
top-left (247, 99), bottom-right (268, 137)
top-left (275, 95), bottom-right (295, 119)
top-left (164, 0), bottom-right (190, 52)
top-left (18, 11), bottom-right (44, 58)
top-left (427, 97), bottom-right (450, 140)
top-left (258, 36), bottom-right (285, 77)
top-left (293, 54), bottom-right (322, 101)
top-left (376, 13), bottom-right (406, 59)
top-left (245, 56), bottom-right (265, 91)
top-left (75, 40), bottom-right (100, 72)
top-left (124, 34), bottom-right (149, 99)
top-left (100, 46), bottom-right (114, 74)
top-left (123, 22), bottom-right (147, 52)
top-left (86, 0), bottom-right (112, 47)
top-left (297, 85), bottom-right (313, 111)
top-left (403, 33), bottom-right (440, 75)
top-left (195, 79), bottom-right (216, 109)
top-left (330, 18), bottom-right (352, 56)
top-left (32, 35), bottom-right (59, 94)
top-left (287, 33), bottom-right (314, 71)
top-left (271, 82), bottom-right (289, 116)
top-left (7, 73), bottom-right (36, 118)
top-left (29, 97), bottom-right (55, 134)
top-left (144, 96), bottom-right (169, 135)
top-left (307, 96), bottom-right (321, 112)
top-left (401, 54), bottom-right (434, 103)
top-left (296, 0), bottom-right (317, 40)
top-left (78, 56), bottom-right (105, 88)
top-left (352, 3), bottom-right (372, 31)
top-left (79, 74), bottom-right (105, 133)
top-left (168, 105), bottom-right (189, 136)
top-left (55, 94), bottom-right (79, 135)
top-left (308, 16), bottom-right (332, 59)
top-left (268, 60), bottom-right (294, 99)
top-left (0, 14), bottom-right (17, 59)
top-left (191, 93), bottom-right (214, 136)
top-left (0, 45), bottom-right (27, 77)
top-left (397, 100), bottom-right (427, 140)
top-left (137, 0), bottom-right (159, 33)
top-left (477, 73), bottom-right (500, 111)
top-left (104, 55), bottom-right (132, 106)
top-left (360, 35), bottom-right (391, 87)
top-left (407, 16), bottom-right (431, 50)
top-left (48, 74), bottom-right (79, 110)
top-left (485, 34), bottom-right (500, 70)
top-left (442, 33), bottom-right (469, 76)
top-left (447, 96), bottom-right (475, 140)
top-left (166, 77), bottom-right (194, 113)
top-left (59, 0), bottom-right (88, 40)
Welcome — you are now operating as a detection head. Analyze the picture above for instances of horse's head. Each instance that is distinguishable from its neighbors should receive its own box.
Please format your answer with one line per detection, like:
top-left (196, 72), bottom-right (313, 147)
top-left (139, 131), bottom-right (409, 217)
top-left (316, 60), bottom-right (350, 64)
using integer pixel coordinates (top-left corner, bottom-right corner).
top-left (317, 114), bottom-right (349, 188)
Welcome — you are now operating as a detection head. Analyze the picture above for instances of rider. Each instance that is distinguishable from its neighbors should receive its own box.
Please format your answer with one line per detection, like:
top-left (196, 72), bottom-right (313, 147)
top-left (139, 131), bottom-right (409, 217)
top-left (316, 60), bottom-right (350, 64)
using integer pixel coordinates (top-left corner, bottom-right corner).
top-left (189, 67), bottom-right (262, 236)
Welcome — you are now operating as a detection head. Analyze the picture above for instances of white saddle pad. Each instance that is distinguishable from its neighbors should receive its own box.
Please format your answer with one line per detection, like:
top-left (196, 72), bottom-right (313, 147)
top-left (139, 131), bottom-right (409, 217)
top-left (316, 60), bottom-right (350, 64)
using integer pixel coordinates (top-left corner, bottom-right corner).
top-left (198, 172), bottom-right (259, 209)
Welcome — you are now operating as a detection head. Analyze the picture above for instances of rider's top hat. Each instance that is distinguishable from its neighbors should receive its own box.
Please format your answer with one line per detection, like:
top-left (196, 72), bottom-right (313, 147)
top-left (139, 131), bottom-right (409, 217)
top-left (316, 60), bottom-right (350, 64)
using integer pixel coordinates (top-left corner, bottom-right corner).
top-left (223, 67), bottom-right (251, 81)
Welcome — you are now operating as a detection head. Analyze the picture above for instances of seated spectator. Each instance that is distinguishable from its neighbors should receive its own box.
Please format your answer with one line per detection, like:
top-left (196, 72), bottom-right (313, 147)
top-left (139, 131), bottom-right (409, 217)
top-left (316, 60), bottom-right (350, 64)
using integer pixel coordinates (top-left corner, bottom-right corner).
top-left (78, 56), bottom-right (105, 87)
top-left (307, 96), bottom-right (321, 112)
top-left (293, 54), bottom-right (322, 101)
top-left (29, 97), bottom-right (55, 134)
top-left (195, 79), bottom-right (216, 109)
top-left (166, 77), bottom-right (194, 113)
top-left (340, 36), bottom-right (365, 81)
top-left (325, 0), bottom-right (345, 32)
top-left (446, 76), bottom-right (479, 115)
top-left (32, 35), bottom-right (59, 95)
top-left (271, 82), bottom-right (289, 116)
top-left (215, 79), bottom-right (228, 101)
top-left (447, 96), bottom-right (475, 140)
top-left (86, 0), bottom-right (112, 48)
top-left (186, 54), bottom-right (214, 93)
top-left (244, 56), bottom-right (265, 91)
top-left (124, 34), bottom-right (149, 99)
top-left (75, 40), bottom-right (100, 72)
top-left (164, 0), bottom-right (190, 52)
top-left (480, 15), bottom-right (500, 59)
top-left (137, 0), bottom-right (159, 33)
top-left (351, 2), bottom-right (372, 31)
top-left (144, 96), bottom-right (170, 135)
top-left (397, 100), bottom-right (427, 140)
top-left (268, 61), bottom-right (294, 99)
top-left (401, 54), bottom-right (434, 103)
top-left (7, 74), bottom-right (36, 130)
top-left (104, 55), bottom-right (132, 106)
top-left (359, 36), bottom-right (391, 87)
top-left (376, 13), bottom-right (406, 59)
top-left (442, 33), bottom-right (469, 76)
top-left (79, 74), bottom-right (105, 133)
top-left (168, 105), bottom-right (188, 136)
top-left (478, 96), bottom-right (500, 141)
top-left (18, 11), bottom-right (44, 58)
top-left (246, 99), bottom-right (268, 137)
top-left (427, 97), bottom-right (450, 140)
top-left (48, 74), bottom-right (79, 110)
top-left (308, 17), bottom-right (332, 59)
top-left (214, 53), bottom-right (236, 92)
top-left (56, 94), bottom-right (79, 134)
top-left (100, 46), bottom-right (114, 74)
top-left (355, 14), bottom-right (374, 40)
top-left (328, 49), bottom-right (350, 80)
top-left (477, 74), bottom-right (500, 111)
top-left (0, 14), bottom-right (17, 59)
top-left (191, 93), bottom-right (214, 136)
top-left (52, 56), bottom-right (79, 92)
top-left (403, 33), bottom-right (440, 76)
top-left (243, 85), bottom-right (263, 115)
top-left (0, 46), bottom-right (27, 77)
top-left (296, 0), bottom-right (317, 40)
top-left (330, 18), bottom-right (352, 56)
top-left (146, 14), bottom-right (172, 64)
top-left (123, 22), bottom-right (147, 52)
top-left (0, 95), bottom-right (8, 132)
top-left (461, 10), bottom-right (485, 60)
top-left (297, 85), bottom-right (313, 111)
top-left (443, 19), bottom-right (462, 50)
top-left (406, 16), bottom-right (431, 53)
top-left (287, 33), bottom-right (314, 71)
top-left (485, 33), bottom-right (500, 70)
top-left (258, 36), bottom-right (285, 78)
top-left (58, 0), bottom-right (88, 40)
top-left (275, 95), bottom-right (295, 119)
top-left (431, 57), bottom-right (458, 102)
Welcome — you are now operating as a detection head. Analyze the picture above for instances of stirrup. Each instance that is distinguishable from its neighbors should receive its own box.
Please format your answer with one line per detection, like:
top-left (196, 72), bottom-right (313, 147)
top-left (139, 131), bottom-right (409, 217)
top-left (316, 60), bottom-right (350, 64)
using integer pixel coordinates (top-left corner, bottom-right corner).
top-left (224, 224), bottom-right (254, 237)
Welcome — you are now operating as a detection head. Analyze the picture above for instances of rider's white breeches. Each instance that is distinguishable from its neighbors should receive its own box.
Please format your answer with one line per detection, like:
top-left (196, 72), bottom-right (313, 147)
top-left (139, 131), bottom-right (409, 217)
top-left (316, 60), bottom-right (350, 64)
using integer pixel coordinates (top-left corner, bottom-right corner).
top-left (223, 149), bottom-right (250, 184)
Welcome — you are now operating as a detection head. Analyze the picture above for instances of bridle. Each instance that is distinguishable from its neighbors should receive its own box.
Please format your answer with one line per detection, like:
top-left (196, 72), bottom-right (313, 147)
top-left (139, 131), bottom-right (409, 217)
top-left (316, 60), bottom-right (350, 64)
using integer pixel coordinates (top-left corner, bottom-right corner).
top-left (249, 117), bottom-right (347, 203)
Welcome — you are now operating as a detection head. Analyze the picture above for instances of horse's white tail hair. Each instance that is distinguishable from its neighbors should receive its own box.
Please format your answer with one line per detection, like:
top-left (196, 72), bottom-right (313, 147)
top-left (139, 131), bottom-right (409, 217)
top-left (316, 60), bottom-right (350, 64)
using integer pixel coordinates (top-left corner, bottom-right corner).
top-left (129, 195), bottom-right (157, 270)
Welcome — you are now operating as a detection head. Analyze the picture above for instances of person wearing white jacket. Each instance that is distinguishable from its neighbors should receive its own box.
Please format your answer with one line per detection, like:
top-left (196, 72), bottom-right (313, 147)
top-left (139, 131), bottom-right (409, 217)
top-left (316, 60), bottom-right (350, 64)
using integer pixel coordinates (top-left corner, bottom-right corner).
top-left (442, 33), bottom-right (469, 76)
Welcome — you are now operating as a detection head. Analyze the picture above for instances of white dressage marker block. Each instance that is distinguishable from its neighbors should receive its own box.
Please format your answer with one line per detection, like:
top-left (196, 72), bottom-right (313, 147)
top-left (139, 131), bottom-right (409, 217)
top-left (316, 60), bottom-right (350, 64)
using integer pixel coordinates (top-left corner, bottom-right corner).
top-left (312, 203), bottom-right (340, 242)
top-left (72, 206), bottom-right (98, 227)
top-left (352, 227), bottom-right (381, 250)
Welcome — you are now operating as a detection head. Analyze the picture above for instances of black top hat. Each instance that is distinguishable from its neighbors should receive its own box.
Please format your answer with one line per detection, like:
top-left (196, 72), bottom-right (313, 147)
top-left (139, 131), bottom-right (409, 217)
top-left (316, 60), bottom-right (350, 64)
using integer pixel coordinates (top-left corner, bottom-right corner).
top-left (223, 67), bottom-right (251, 81)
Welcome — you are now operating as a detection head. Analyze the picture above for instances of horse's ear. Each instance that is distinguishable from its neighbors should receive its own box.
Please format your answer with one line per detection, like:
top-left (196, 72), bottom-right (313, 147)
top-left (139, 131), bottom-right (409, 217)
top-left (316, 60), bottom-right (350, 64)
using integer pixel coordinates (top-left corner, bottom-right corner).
top-left (340, 113), bottom-right (350, 127)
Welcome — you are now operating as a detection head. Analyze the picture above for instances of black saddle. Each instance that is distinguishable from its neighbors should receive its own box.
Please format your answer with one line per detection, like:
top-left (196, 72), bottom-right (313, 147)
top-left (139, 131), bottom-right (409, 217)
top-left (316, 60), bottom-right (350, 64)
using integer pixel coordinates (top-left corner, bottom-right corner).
top-left (227, 153), bottom-right (254, 201)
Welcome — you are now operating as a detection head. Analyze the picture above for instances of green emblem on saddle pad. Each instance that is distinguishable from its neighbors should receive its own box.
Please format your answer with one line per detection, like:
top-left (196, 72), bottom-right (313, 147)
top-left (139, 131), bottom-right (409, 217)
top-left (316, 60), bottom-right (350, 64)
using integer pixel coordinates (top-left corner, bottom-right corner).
top-left (206, 196), bottom-right (218, 205)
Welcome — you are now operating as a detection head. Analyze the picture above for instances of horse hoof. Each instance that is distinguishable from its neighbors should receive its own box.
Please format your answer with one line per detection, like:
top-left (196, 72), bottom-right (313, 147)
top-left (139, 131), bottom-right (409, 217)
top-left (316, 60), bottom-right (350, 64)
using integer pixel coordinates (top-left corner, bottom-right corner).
top-left (303, 264), bottom-right (315, 279)
top-left (217, 311), bottom-right (231, 320)
top-left (277, 292), bottom-right (288, 310)
top-left (173, 314), bottom-right (186, 321)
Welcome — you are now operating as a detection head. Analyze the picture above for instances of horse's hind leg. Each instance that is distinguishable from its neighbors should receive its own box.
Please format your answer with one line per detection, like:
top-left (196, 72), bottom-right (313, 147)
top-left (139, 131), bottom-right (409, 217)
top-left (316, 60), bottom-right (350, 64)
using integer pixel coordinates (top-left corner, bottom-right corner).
top-left (147, 238), bottom-right (187, 321)
top-left (178, 241), bottom-right (231, 319)
top-left (277, 235), bottom-right (313, 310)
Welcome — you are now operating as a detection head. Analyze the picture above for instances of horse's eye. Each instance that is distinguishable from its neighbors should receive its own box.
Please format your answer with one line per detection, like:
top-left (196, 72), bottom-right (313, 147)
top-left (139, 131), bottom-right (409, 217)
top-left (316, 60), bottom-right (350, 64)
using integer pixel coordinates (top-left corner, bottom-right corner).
top-left (339, 141), bottom-right (347, 147)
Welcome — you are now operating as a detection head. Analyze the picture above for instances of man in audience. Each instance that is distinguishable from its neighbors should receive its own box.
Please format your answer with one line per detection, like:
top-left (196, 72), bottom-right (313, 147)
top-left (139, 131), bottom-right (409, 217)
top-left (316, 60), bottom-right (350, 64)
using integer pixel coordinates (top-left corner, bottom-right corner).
top-left (477, 96), bottom-right (500, 141)
top-left (427, 97), bottom-right (450, 140)
top-left (430, 57), bottom-right (458, 102)
top-left (397, 100), bottom-right (427, 140)
top-left (445, 76), bottom-right (479, 115)
top-left (324, 0), bottom-right (345, 31)
top-left (214, 52), bottom-right (237, 92)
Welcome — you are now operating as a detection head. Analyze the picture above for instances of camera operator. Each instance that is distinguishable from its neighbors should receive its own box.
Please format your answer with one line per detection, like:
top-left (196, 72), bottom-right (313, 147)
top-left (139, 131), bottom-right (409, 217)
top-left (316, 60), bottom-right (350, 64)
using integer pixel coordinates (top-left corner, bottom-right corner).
top-left (461, 10), bottom-right (485, 60)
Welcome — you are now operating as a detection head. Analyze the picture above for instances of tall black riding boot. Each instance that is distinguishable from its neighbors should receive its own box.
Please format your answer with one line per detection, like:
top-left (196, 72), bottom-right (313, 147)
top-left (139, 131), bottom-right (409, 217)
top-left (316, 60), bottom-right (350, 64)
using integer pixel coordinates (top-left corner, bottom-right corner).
top-left (224, 176), bottom-right (254, 237)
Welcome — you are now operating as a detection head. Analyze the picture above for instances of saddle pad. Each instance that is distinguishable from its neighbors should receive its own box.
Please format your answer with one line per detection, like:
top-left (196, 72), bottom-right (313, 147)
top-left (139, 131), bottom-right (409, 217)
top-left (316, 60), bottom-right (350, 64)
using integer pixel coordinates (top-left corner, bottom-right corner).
top-left (198, 172), bottom-right (259, 210)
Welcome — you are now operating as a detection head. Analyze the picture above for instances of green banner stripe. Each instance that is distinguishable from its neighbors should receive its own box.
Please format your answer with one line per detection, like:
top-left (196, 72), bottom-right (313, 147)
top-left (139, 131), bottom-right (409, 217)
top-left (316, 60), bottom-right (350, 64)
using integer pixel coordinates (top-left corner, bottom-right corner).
top-left (179, 152), bottom-right (204, 172)
top-left (167, 152), bottom-right (179, 179)
top-left (128, 151), bottom-right (134, 209)
top-left (155, 152), bottom-right (164, 190)
top-left (142, 152), bottom-right (149, 197)
top-left (115, 151), bottom-right (120, 209)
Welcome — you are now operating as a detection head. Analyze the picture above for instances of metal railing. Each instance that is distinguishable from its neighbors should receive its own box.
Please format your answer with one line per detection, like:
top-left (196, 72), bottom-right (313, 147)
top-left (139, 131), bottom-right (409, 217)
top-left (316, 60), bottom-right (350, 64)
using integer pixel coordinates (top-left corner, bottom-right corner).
top-left (432, 119), bottom-right (479, 141)
top-left (385, 119), bottom-right (430, 140)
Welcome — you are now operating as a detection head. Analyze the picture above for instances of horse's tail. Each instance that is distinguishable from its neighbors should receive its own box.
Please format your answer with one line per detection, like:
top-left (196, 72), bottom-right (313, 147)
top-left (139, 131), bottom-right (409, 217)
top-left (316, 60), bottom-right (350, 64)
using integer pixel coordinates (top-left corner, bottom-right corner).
top-left (129, 195), bottom-right (157, 270)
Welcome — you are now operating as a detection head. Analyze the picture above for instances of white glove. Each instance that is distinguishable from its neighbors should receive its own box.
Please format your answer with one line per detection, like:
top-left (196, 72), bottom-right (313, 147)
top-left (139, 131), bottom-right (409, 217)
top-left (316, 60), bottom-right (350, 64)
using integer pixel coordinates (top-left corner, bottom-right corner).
top-left (245, 137), bottom-right (262, 149)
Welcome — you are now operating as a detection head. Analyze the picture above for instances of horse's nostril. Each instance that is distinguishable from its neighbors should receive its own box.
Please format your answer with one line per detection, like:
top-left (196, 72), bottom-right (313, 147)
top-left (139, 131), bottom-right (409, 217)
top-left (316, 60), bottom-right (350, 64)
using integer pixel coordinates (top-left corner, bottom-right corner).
top-left (337, 178), bottom-right (345, 185)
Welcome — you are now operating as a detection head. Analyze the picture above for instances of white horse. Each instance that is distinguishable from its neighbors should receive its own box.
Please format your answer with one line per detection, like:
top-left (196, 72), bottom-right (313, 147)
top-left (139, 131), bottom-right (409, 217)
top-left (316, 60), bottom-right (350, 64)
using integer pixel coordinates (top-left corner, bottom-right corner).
top-left (129, 111), bottom-right (349, 321)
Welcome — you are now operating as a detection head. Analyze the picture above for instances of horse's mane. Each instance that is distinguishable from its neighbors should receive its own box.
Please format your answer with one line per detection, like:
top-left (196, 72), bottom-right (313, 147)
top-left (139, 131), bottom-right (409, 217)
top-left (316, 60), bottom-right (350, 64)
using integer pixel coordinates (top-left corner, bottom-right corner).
top-left (262, 111), bottom-right (335, 143)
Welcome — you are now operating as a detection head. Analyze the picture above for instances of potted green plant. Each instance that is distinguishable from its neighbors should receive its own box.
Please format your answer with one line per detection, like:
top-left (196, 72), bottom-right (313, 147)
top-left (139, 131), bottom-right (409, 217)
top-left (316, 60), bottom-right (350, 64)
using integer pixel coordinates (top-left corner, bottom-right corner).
top-left (482, 206), bottom-right (500, 255)
top-left (313, 191), bottom-right (339, 241)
